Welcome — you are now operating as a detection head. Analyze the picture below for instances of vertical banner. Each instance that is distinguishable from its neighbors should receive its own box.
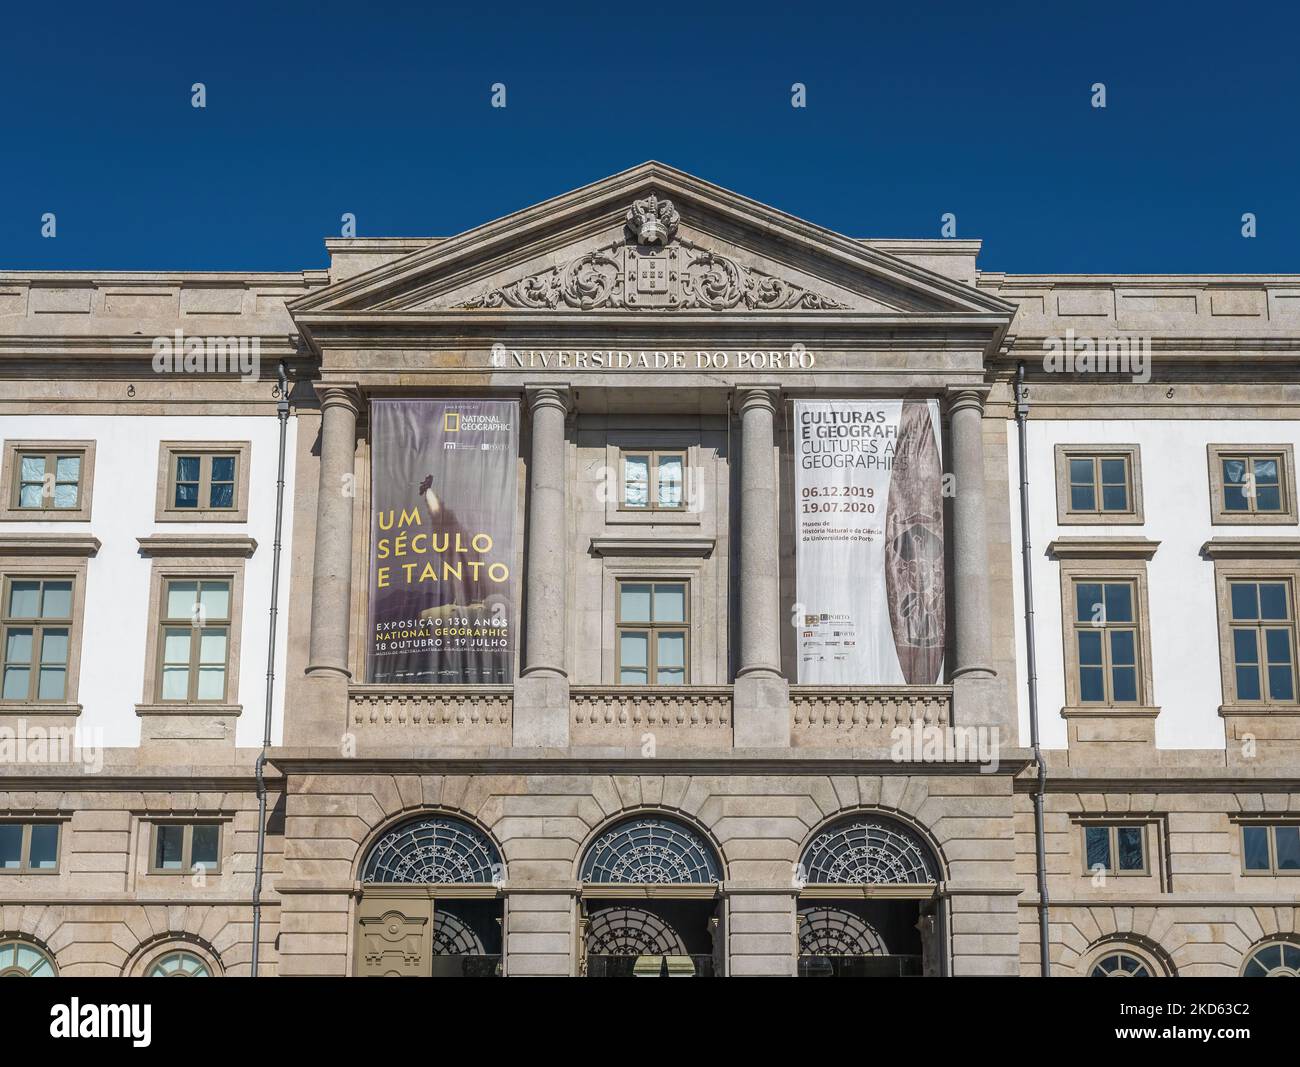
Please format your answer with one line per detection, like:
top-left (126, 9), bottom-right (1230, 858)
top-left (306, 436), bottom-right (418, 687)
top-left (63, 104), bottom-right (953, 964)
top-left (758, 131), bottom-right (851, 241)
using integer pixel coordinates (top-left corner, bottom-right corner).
top-left (367, 399), bottom-right (518, 684)
top-left (793, 400), bottom-right (945, 684)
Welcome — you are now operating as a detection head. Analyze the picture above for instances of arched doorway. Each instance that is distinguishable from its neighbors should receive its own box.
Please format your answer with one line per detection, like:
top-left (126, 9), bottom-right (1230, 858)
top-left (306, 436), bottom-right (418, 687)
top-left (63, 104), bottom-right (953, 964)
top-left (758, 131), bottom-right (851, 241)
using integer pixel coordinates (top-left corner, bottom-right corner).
top-left (355, 814), bottom-right (504, 977)
top-left (797, 814), bottom-right (942, 977)
top-left (578, 815), bottom-right (722, 977)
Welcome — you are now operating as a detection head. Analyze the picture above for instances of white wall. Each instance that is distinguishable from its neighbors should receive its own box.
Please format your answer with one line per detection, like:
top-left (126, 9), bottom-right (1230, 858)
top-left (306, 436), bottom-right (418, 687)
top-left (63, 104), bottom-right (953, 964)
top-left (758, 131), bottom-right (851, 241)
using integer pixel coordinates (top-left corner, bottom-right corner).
top-left (1007, 419), bottom-right (1300, 750)
top-left (0, 414), bottom-right (296, 748)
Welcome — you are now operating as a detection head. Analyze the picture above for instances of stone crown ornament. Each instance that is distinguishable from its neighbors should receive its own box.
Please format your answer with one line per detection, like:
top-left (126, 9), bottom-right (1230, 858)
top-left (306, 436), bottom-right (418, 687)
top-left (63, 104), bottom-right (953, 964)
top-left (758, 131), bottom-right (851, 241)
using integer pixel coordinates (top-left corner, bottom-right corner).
top-left (625, 194), bottom-right (680, 245)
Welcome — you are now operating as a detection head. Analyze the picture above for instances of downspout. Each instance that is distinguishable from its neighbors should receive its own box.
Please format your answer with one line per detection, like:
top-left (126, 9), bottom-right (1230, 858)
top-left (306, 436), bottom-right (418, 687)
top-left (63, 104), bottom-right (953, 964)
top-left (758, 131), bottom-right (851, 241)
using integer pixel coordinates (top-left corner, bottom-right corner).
top-left (251, 362), bottom-right (290, 976)
top-left (1015, 362), bottom-right (1051, 977)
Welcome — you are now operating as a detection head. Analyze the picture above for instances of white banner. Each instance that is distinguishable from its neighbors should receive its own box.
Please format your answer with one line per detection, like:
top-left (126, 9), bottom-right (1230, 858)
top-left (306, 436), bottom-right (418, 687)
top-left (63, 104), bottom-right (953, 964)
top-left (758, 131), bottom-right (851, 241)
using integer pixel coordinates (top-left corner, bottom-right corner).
top-left (793, 400), bottom-right (946, 685)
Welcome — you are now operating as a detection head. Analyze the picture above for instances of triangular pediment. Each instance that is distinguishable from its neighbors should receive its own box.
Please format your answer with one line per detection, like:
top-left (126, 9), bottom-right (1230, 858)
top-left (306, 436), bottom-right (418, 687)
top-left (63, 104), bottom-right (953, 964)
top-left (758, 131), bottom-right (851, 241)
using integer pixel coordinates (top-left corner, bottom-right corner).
top-left (290, 162), bottom-right (1013, 319)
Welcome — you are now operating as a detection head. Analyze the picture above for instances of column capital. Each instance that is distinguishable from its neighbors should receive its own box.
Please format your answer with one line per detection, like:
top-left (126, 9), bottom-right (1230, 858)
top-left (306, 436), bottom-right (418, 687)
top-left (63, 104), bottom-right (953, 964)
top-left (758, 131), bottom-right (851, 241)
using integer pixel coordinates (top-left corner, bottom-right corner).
top-left (733, 385), bottom-right (781, 416)
top-left (313, 382), bottom-right (362, 414)
top-left (524, 384), bottom-right (573, 415)
top-left (944, 385), bottom-right (991, 416)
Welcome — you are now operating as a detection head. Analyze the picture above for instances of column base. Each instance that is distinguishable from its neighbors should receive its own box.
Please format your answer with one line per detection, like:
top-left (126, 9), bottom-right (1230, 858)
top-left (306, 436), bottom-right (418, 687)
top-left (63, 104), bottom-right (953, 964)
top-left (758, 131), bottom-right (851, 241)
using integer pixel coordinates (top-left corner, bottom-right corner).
top-left (733, 671), bottom-right (790, 748)
top-left (287, 669), bottom-right (351, 748)
top-left (513, 672), bottom-right (570, 748)
top-left (951, 669), bottom-right (1007, 734)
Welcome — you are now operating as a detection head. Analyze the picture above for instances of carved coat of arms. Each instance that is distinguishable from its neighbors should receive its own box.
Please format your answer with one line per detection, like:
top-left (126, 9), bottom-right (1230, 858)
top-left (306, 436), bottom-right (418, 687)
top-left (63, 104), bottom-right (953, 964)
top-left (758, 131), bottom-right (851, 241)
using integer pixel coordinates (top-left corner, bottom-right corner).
top-left (458, 196), bottom-right (848, 312)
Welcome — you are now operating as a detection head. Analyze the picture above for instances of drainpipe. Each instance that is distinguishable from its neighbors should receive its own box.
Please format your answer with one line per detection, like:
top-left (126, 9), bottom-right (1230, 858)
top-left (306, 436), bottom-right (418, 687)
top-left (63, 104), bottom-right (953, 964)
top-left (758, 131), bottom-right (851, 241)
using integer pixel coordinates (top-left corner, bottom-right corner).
top-left (251, 362), bottom-right (290, 976)
top-left (1015, 362), bottom-right (1052, 977)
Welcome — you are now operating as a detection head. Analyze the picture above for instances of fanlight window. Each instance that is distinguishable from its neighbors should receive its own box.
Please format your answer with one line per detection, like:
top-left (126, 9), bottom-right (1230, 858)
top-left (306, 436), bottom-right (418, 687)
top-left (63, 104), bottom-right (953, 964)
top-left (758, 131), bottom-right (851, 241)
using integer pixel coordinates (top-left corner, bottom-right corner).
top-left (147, 950), bottom-right (212, 977)
top-left (580, 816), bottom-right (720, 884)
top-left (362, 815), bottom-right (502, 884)
top-left (1090, 950), bottom-right (1154, 977)
top-left (1242, 941), bottom-right (1300, 977)
top-left (801, 816), bottom-right (938, 885)
top-left (0, 939), bottom-right (55, 977)
top-left (798, 905), bottom-right (888, 957)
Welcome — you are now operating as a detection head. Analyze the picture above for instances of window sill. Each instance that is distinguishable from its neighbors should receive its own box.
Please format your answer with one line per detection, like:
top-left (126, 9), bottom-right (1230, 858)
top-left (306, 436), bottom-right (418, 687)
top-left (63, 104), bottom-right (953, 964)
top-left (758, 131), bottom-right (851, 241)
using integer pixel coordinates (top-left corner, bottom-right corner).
top-left (1061, 705), bottom-right (1160, 718)
top-left (0, 702), bottom-right (82, 716)
top-left (134, 703), bottom-right (243, 717)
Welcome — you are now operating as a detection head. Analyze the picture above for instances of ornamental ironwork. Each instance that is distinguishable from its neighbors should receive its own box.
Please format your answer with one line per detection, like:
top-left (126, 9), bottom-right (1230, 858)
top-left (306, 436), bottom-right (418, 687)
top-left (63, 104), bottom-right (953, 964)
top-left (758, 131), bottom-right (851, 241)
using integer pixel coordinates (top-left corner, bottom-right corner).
top-left (585, 906), bottom-right (690, 957)
top-left (361, 815), bottom-right (502, 884)
top-left (800, 815), bottom-right (938, 885)
top-left (580, 816), bottom-right (721, 884)
top-left (797, 905), bottom-right (888, 957)
top-left (431, 909), bottom-right (488, 956)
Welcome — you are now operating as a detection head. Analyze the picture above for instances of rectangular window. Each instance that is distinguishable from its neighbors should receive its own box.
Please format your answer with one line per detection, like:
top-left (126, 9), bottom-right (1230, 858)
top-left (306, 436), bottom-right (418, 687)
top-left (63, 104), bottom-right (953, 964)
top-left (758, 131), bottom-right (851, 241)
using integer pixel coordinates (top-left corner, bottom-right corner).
top-left (621, 450), bottom-right (686, 511)
top-left (1068, 455), bottom-right (1132, 515)
top-left (1072, 580), bottom-right (1141, 704)
top-left (169, 452), bottom-right (239, 512)
top-left (1242, 824), bottom-right (1300, 874)
top-left (1228, 580), bottom-right (1296, 703)
top-left (13, 451), bottom-right (83, 511)
top-left (1083, 824), bottom-right (1147, 874)
top-left (1208, 444), bottom-right (1297, 524)
top-left (1, 576), bottom-right (73, 702)
top-left (1221, 454), bottom-right (1285, 514)
top-left (157, 578), bottom-right (232, 703)
top-left (150, 822), bottom-right (222, 874)
top-left (0, 822), bottom-right (60, 873)
top-left (616, 580), bottom-right (688, 685)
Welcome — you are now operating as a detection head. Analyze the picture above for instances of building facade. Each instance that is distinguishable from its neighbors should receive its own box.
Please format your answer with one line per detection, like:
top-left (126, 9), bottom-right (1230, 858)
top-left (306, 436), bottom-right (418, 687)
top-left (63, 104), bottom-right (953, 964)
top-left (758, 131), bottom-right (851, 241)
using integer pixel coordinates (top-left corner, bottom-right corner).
top-left (0, 163), bottom-right (1296, 978)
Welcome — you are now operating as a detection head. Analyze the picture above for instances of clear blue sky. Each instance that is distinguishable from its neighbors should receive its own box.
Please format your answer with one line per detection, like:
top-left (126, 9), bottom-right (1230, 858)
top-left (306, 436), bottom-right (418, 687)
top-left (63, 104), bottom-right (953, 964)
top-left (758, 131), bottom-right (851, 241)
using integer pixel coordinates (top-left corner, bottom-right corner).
top-left (2, 1), bottom-right (1296, 274)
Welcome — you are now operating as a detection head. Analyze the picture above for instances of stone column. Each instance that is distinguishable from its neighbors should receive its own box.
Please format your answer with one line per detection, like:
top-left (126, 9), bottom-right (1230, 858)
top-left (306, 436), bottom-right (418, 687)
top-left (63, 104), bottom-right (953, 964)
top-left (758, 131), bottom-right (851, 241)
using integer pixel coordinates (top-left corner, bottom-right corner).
top-left (307, 384), bottom-right (361, 679)
top-left (732, 386), bottom-right (790, 747)
top-left (513, 385), bottom-right (571, 748)
top-left (946, 386), bottom-right (999, 726)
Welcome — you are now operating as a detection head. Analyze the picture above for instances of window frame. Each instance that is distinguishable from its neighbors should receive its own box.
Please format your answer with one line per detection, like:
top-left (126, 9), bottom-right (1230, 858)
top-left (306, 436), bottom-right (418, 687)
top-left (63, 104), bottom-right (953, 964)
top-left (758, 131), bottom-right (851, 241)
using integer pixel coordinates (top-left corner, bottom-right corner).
top-left (155, 441), bottom-right (251, 523)
top-left (154, 575), bottom-right (235, 704)
top-left (614, 579), bottom-right (691, 686)
top-left (0, 821), bottom-right (62, 875)
top-left (1054, 444), bottom-right (1144, 525)
top-left (1081, 823), bottom-right (1149, 876)
top-left (1207, 443), bottom-right (1297, 525)
top-left (1237, 821), bottom-right (1300, 877)
top-left (1224, 578), bottom-right (1297, 705)
top-left (0, 440), bottom-right (96, 522)
top-left (1, 574), bottom-right (77, 704)
top-left (1065, 574), bottom-right (1148, 707)
top-left (147, 821), bottom-right (223, 876)
top-left (618, 448), bottom-right (689, 512)
top-left (0, 543), bottom-right (92, 714)
top-left (1208, 550), bottom-right (1300, 712)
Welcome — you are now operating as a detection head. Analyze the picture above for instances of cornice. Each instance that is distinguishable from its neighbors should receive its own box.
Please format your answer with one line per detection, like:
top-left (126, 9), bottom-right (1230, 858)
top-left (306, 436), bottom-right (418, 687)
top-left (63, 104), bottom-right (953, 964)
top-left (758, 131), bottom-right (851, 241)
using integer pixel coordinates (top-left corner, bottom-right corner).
top-left (589, 536), bottom-right (715, 558)
top-left (1047, 537), bottom-right (1161, 560)
top-left (1201, 537), bottom-right (1300, 559)
top-left (0, 534), bottom-right (100, 557)
top-left (136, 534), bottom-right (258, 558)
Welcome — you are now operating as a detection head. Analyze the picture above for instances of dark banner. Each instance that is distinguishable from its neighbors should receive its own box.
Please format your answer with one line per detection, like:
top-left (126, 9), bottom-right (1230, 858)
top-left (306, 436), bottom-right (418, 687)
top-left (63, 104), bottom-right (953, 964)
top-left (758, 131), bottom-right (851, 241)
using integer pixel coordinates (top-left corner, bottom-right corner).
top-left (367, 399), bottom-right (518, 684)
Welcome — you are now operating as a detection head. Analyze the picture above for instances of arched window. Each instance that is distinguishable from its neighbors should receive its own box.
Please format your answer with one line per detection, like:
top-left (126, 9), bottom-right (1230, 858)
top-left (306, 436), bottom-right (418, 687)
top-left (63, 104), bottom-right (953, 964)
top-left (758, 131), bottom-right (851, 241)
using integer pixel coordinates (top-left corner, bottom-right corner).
top-left (361, 815), bottom-right (502, 884)
top-left (801, 815), bottom-right (939, 885)
top-left (798, 905), bottom-right (888, 957)
top-left (580, 816), bottom-right (721, 884)
top-left (147, 950), bottom-right (213, 977)
top-left (0, 938), bottom-right (56, 977)
top-left (1242, 941), bottom-right (1300, 977)
top-left (1089, 950), bottom-right (1155, 977)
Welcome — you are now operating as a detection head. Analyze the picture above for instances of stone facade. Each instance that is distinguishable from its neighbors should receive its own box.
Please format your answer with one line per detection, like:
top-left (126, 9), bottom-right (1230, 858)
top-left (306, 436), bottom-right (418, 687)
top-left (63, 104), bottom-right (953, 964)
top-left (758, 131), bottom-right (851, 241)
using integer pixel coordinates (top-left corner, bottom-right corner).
top-left (0, 163), bottom-right (1295, 977)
